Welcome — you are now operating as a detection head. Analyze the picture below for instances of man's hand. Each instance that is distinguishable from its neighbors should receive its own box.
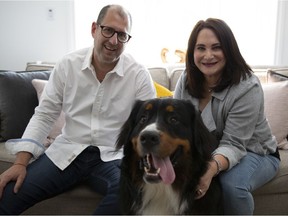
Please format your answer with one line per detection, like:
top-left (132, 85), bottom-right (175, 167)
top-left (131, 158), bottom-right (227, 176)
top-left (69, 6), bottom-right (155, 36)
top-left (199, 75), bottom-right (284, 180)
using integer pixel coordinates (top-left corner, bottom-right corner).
top-left (0, 164), bottom-right (27, 199)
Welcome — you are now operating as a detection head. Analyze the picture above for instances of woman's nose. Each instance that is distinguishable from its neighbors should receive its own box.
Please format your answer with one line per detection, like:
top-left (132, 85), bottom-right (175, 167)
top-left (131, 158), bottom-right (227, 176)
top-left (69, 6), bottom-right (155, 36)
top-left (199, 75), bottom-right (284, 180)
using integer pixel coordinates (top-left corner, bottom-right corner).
top-left (204, 50), bottom-right (214, 60)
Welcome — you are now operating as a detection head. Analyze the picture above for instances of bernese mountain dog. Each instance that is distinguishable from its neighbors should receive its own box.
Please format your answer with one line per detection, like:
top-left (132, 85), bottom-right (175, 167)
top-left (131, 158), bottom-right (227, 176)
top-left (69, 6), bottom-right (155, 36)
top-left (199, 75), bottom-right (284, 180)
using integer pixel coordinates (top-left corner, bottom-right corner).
top-left (116, 98), bottom-right (223, 214)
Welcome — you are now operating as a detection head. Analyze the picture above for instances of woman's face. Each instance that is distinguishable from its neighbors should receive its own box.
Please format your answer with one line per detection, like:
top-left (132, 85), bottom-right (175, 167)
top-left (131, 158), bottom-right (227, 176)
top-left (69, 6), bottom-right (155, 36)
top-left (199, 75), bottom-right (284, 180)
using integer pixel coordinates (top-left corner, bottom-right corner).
top-left (194, 28), bottom-right (226, 79)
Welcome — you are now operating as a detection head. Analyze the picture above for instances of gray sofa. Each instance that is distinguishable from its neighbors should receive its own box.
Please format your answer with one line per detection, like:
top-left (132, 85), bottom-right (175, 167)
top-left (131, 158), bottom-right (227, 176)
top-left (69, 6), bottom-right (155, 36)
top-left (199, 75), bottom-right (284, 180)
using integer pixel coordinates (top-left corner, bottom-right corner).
top-left (0, 64), bottom-right (288, 215)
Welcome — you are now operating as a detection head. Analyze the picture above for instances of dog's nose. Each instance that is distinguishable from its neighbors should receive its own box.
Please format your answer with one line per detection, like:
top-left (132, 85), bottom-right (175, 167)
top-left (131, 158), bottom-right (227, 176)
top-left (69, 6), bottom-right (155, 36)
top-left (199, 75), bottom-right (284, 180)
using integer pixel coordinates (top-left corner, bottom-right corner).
top-left (140, 130), bottom-right (160, 149)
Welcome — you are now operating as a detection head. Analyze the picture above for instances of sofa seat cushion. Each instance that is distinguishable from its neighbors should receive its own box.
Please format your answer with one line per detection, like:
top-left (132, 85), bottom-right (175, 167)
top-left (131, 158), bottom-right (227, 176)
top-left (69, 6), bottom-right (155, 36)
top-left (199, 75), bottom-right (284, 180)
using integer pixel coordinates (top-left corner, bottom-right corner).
top-left (22, 183), bottom-right (103, 215)
top-left (0, 71), bottom-right (51, 141)
top-left (0, 142), bottom-right (15, 165)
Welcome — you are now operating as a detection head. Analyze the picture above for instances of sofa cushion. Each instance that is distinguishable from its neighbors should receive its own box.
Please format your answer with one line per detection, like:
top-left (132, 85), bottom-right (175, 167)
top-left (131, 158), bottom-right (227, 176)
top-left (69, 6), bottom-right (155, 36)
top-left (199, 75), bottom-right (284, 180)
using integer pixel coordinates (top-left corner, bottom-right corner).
top-left (154, 82), bottom-right (173, 98)
top-left (26, 61), bottom-right (55, 71)
top-left (262, 80), bottom-right (288, 149)
top-left (170, 68), bottom-right (184, 91)
top-left (267, 68), bottom-right (288, 82)
top-left (148, 67), bottom-right (170, 89)
top-left (32, 79), bottom-right (65, 147)
top-left (0, 71), bottom-right (51, 141)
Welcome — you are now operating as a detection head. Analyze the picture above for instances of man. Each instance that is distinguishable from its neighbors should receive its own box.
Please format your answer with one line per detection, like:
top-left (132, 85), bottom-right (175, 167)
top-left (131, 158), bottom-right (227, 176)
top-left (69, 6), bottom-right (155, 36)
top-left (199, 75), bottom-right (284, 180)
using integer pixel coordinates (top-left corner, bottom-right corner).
top-left (0, 4), bottom-right (156, 214)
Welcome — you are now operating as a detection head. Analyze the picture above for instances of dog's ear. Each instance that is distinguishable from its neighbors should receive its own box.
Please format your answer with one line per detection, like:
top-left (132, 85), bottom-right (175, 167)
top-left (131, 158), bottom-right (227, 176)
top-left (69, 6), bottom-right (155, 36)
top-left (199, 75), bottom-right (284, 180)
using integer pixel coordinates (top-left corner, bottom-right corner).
top-left (195, 113), bottom-right (217, 155)
top-left (115, 100), bottom-right (145, 150)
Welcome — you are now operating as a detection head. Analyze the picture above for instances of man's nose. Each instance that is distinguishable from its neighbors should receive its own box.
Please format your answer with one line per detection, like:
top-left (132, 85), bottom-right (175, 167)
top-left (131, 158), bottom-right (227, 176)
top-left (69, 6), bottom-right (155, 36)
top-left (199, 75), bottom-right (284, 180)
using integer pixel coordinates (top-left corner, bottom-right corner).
top-left (109, 33), bottom-right (119, 45)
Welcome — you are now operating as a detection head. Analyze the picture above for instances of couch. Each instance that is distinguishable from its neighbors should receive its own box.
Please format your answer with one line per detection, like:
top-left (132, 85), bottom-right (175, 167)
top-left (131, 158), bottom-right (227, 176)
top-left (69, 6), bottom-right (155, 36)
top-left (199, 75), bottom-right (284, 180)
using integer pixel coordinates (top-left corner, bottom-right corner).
top-left (0, 63), bottom-right (288, 215)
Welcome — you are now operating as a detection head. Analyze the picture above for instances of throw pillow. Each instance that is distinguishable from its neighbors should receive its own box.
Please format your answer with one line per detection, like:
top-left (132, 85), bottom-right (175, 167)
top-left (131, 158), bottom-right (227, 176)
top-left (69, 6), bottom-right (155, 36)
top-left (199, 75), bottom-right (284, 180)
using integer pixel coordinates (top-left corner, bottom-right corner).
top-left (262, 80), bottom-right (288, 149)
top-left (0, 71), bottom-right (51, 141)
top-left (31, 79), bottom-right (65, 147)
top-left (154, 82), bottom-right (173, 98)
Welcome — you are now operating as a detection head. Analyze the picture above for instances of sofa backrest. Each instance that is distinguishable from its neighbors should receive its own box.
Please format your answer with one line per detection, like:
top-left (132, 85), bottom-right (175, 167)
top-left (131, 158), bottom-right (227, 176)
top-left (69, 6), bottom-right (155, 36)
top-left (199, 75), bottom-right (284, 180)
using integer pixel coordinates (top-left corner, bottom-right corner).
top-left (26, 62), bottom-right (55, 71)
top-left (267, 68), bottom-right (288, 82)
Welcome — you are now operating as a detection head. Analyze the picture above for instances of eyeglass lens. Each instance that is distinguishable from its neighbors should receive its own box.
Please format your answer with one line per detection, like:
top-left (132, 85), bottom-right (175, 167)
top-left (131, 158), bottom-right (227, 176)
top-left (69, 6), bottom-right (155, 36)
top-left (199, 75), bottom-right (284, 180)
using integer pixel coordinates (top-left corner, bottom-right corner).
top-left (100, 25), bottom-right (130, 43)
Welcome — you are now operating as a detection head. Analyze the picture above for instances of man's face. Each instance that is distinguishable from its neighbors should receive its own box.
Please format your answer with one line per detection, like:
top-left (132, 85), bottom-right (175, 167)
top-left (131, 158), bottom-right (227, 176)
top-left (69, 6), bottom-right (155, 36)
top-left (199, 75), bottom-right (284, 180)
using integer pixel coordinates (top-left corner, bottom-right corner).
top-left (92, 8), bottom-right (131, 66)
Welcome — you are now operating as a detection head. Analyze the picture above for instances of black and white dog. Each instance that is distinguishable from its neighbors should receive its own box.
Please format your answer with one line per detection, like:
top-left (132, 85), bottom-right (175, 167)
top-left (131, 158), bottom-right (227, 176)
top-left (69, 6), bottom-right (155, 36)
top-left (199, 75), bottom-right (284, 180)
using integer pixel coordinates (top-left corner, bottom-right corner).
top-left (116, 98), bottom-right (223, 214)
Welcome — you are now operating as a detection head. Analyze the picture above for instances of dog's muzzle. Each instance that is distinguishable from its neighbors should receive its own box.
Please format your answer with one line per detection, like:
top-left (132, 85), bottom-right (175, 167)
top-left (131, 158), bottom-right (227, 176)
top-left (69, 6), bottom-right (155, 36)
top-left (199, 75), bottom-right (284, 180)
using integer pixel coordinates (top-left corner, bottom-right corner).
top-left (139, 130), bottom-right (183, 184)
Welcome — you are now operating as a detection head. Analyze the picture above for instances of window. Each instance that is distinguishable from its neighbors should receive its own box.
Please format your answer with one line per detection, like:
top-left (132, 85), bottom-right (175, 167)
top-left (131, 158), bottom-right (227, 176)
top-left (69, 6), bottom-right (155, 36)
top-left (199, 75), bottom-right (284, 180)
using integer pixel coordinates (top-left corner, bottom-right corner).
top-left (74, 0), bottom-right (278, 66)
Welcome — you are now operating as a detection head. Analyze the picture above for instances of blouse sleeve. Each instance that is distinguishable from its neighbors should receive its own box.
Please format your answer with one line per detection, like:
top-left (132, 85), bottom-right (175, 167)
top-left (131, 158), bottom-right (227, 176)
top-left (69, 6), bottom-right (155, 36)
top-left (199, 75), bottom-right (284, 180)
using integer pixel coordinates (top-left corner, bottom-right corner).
top-left (213, 79), bottom-right (264, 169)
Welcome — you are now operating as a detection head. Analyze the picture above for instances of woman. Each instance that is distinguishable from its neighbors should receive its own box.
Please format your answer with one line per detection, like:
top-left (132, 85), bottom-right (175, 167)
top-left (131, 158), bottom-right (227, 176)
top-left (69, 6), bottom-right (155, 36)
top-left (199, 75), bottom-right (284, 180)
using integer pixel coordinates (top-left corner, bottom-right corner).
top-left (174, 18), bottom-right (280, 214)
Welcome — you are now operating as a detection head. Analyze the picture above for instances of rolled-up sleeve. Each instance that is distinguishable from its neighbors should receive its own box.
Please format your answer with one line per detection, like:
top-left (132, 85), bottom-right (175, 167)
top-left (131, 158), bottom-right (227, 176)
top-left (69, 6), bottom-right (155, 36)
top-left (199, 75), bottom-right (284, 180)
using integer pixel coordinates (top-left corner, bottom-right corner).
top-left (213, 80), bottom-right (263, 169)
top-left (5, 64), bottom-right (64, 159)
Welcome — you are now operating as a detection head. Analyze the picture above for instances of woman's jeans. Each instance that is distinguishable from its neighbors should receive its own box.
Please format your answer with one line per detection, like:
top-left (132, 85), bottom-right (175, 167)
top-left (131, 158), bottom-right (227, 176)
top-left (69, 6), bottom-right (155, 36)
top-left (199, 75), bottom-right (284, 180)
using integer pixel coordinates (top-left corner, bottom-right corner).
top-left (0, 146), bottom-right (121, 215)
top-left (219, 152), bottom-right (280, 215)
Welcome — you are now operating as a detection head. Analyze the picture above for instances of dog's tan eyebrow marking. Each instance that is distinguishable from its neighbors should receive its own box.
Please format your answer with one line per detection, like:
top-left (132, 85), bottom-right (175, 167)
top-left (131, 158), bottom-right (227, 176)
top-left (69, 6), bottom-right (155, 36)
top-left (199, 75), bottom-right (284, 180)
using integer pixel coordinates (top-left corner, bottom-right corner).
top-left (166, 105), bottom-right (174, 112)
top-left (145, 103), bottom-right (153, 110)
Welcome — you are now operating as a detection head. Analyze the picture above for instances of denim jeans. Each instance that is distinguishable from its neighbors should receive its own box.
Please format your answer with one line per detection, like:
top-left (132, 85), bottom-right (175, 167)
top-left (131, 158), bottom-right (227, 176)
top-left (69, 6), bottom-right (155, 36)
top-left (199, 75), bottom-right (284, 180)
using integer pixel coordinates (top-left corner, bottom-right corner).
top-left (0, 146), bottom-right (121, 215)
top-left (219, 152), bottom-right (280, 215)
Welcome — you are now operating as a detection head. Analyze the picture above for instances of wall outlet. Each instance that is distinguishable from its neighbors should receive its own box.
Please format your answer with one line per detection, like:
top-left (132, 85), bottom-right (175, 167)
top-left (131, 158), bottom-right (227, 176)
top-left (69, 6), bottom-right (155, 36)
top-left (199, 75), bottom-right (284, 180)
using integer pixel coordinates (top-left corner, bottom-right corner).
top-left (47, 8), bottom-right (54, 20)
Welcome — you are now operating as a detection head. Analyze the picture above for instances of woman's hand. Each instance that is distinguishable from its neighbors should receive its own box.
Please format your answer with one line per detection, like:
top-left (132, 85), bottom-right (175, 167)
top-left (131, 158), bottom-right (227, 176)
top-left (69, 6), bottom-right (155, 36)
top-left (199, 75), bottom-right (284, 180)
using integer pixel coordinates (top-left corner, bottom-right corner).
top-left (195, 159), bottom-right (217, 199)
top-left (195, 154), bottom-right (228, 199)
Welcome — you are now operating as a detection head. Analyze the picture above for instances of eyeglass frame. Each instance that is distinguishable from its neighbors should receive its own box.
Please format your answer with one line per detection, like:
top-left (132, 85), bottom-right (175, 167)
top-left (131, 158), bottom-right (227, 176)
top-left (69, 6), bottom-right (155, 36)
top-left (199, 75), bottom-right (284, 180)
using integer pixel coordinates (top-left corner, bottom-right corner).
top-left (98, 24), bottom-right (132, 43)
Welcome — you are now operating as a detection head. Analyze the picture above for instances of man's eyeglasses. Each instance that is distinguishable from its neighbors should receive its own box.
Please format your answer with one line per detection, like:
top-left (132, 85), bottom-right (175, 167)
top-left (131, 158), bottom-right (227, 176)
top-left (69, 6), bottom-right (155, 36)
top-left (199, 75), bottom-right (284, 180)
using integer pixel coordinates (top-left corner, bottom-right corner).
top-left (98, 25), bottom-right (132, 43)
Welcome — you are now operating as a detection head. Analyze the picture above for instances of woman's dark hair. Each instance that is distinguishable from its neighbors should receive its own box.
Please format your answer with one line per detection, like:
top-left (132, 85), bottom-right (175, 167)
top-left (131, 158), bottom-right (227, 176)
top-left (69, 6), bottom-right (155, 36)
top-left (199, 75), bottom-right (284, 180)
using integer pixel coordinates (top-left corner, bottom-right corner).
top-left (185, 18), bottom-right (252, 98)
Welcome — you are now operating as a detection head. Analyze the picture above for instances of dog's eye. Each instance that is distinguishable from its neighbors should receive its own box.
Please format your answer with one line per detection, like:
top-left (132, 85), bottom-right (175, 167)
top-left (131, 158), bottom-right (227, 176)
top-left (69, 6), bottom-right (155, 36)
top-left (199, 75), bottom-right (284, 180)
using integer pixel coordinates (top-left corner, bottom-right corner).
top-left (169, 117), bottom-right (179, 125)
top-left (139, 115), bottom-right (148, 124)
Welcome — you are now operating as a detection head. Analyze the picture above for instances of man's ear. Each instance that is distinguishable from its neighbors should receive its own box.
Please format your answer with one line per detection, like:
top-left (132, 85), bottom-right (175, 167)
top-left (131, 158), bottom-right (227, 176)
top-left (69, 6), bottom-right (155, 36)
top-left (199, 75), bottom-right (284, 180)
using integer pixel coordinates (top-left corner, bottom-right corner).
top-left (91, 22), bottom-right (97, 38)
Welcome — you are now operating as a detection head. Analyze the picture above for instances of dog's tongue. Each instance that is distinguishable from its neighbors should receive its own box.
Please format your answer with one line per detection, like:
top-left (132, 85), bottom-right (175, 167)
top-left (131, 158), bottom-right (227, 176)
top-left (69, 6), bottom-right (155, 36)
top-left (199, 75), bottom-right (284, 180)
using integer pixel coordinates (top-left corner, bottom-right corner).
top-left (151, 154), bottom-right (175, 184)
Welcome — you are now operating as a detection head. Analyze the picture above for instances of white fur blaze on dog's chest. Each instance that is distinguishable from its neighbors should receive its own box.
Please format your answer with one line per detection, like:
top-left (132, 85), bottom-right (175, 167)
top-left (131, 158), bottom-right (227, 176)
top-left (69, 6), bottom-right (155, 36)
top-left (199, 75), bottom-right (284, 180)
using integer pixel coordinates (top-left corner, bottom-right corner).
top-left (135, 183), bottom-right (188, 215)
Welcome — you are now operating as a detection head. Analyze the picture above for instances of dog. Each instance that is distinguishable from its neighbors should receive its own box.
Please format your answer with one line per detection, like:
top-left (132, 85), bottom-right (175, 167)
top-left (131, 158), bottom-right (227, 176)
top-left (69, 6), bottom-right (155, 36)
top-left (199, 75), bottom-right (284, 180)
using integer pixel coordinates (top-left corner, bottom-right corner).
top-left (116, 98), bottom-right (223, 215)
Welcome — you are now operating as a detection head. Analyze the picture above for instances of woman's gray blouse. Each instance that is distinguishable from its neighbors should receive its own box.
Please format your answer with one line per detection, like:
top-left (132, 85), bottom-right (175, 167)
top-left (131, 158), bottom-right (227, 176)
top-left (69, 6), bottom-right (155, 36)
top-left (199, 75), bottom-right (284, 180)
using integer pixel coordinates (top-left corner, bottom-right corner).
top-left (173, 71), bottom-right (278, 169)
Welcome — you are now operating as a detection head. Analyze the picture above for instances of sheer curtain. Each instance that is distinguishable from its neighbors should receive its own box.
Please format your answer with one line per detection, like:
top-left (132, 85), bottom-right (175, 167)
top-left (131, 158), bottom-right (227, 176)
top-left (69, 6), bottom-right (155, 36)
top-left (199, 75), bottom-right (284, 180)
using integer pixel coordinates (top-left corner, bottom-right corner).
top-left (74, 0), bottom-right (279, 66)
top-left (275, 0), bottom-right (288, 66)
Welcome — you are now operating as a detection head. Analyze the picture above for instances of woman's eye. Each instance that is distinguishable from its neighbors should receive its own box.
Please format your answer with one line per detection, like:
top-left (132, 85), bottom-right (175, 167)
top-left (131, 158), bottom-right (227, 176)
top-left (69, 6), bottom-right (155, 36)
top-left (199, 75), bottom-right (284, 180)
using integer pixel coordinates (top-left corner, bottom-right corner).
top-left (196, 46), bottom-right (205, 51)
top-left (213, 46), bottom-right (222, 50)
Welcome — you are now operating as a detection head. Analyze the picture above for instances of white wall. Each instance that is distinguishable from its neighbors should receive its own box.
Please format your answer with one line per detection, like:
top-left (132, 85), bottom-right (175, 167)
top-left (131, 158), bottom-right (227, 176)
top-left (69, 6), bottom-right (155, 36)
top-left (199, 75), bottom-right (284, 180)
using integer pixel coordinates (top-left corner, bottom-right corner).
top-left (74, 0), bottom-right (279, 66)
top-left (0, 0), bottom-right (75, 71)
top-left (0, 0), bottom-right (287, 70)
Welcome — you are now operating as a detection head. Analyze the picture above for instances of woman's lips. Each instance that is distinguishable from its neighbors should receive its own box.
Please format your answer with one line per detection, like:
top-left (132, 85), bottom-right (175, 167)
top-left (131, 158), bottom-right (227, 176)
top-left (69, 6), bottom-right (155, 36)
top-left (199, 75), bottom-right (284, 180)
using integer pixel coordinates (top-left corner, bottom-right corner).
top-left (202, 62), bottom-right (217, 67)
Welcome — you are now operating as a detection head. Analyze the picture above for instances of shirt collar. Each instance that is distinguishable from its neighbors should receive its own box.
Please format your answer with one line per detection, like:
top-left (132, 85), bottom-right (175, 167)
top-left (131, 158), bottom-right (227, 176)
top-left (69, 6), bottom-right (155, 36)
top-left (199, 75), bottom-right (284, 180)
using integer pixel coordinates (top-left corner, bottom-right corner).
top-left (211, 86), bottom-right (229, 101)
top-left (81, 46), bottom-right (124, 77)
top-left (82, 46), bottom-right (94, 71)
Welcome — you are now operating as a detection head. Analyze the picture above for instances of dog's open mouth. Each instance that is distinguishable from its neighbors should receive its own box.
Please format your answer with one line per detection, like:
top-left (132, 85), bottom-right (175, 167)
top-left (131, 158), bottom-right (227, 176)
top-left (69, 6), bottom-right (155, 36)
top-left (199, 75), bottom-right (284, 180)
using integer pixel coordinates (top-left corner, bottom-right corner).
top-left (141, 147), bottom-right (183, 184)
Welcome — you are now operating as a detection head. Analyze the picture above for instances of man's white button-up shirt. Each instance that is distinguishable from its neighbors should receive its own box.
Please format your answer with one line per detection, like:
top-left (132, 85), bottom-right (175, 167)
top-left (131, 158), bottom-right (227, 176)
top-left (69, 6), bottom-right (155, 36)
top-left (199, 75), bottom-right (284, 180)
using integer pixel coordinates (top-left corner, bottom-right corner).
top-left (6, 47), bottom-right (156, 170)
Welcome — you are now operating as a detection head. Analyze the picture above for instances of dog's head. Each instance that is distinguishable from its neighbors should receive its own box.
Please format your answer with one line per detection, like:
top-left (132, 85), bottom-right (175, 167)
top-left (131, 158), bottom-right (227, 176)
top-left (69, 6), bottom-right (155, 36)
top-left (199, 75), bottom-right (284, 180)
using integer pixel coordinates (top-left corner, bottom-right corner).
top-left (116, 98), bottom-right (217, 185)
